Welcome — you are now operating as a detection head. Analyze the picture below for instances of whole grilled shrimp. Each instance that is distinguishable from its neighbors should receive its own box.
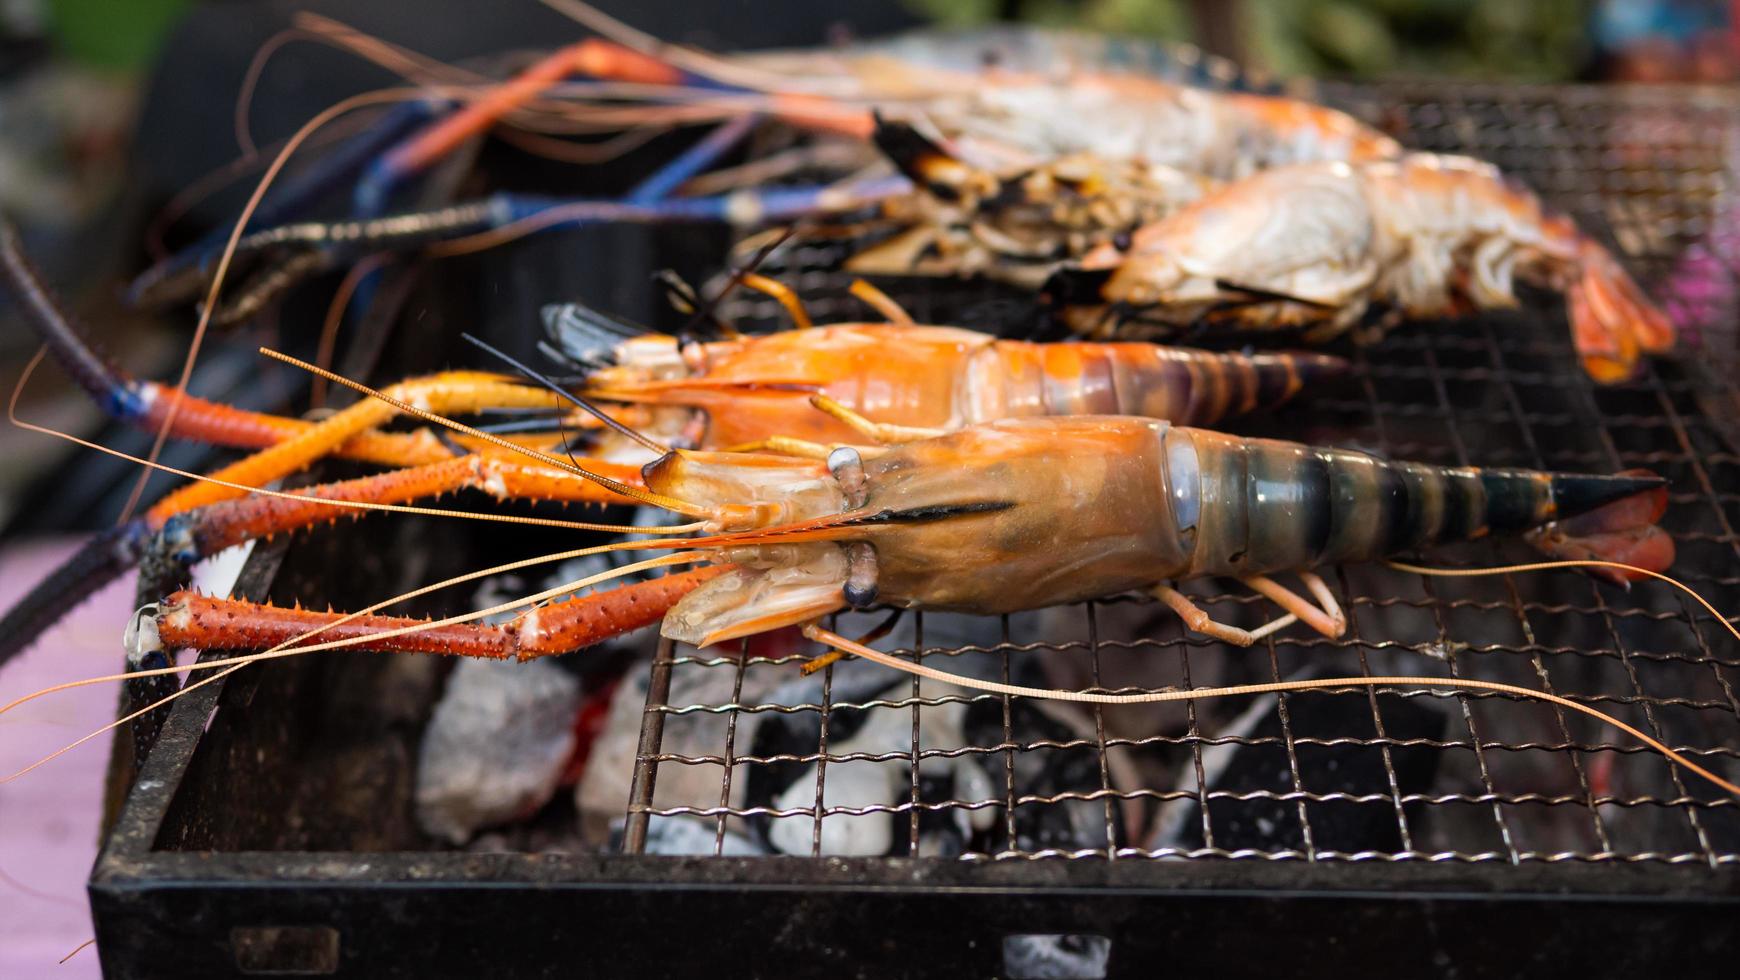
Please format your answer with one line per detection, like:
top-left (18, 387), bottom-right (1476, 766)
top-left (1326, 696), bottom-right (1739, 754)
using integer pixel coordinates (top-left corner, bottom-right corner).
top-left (564, 319), bottom-right (1346, 451)
top-left (723, 42), bottom-right (1402, 178)
top-left (135, 415), bottom-right (1672, 656)
top-left (1045, 154), bottom-right (1676, 383)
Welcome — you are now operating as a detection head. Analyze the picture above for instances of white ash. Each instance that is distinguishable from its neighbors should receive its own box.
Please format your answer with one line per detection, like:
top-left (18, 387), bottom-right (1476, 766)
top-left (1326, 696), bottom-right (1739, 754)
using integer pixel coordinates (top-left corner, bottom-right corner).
top-left (577, 651), bottom-right (785, 831)
top-left (415, 658), bottom-right (582, 845)
top-left (638, 815), bottom-right (767, 856)
top-left (765, 681), bottom-right (997, 857)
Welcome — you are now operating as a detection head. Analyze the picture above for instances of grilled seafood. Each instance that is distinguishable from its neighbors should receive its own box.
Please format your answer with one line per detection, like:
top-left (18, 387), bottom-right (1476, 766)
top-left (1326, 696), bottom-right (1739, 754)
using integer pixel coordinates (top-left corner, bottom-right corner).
top-left (809, 120), bottom-right (1217, 290)
top-left (1044, 154), bottom-right (1677, 383)
top-left (130, 16), bottom-right (1402, 317)
top-left (556, 312), bottom-right (1346, 452)
top-left (605, 24), bottom-right (1403, 178)
top-left (0, 223), bottom-right (1342, 664)
top-left (134, 412), bottom-right (1672, 658)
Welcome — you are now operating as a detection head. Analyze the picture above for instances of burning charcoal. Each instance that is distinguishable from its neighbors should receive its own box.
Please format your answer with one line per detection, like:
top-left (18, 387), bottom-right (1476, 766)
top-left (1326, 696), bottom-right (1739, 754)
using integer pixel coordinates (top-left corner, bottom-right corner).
top-left (415, 658), bottom-right (582, 845)
top-left (1151, 671), bottom-right (1447, 853)
top-left (768, 756), bottom-right (900, 855)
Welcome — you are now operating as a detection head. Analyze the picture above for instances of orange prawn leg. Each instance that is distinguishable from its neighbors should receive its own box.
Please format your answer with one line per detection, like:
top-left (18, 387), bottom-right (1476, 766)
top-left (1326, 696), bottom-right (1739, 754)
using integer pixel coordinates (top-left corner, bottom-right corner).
top-left (479, 453), bottom-right (647, 503)
top-left (1240, 573), bottom-right (1347, 639)
top-left (1153, 585), bottom-right (1268, 646)
top-left (157, 453), bottom-right (648, 561)
top-left (381, 39), bottom-right (684, 180)
top-left (146, 372), bottom-right (554, 521)
top-left (143, 566), bottom-right (726, 659)
top-left (133, 387), bottom-right (449, 467)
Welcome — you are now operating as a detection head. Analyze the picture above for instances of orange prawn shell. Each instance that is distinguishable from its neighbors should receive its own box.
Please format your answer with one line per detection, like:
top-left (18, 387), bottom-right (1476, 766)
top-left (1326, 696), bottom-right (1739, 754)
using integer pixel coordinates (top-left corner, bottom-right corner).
top-left (596, 325), bottom-right (1337, 448)
top-left (857, 416), bottom-right (1188, 613)
top-left (692, 324), bottom-right (990, 444)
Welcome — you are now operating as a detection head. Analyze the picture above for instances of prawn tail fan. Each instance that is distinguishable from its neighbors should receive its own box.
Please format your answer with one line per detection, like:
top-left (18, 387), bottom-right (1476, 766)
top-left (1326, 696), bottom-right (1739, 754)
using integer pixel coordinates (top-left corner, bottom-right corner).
top-left (1566, 240), bottom-right (1676, 384)
top-left (1526, 469), bottom-right (1675, 585)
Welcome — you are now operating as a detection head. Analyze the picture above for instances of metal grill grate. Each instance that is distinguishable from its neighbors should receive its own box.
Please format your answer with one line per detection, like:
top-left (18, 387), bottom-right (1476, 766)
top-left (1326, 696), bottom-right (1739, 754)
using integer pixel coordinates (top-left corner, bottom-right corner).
top-left (621, 81), bottom-right (1740, 866)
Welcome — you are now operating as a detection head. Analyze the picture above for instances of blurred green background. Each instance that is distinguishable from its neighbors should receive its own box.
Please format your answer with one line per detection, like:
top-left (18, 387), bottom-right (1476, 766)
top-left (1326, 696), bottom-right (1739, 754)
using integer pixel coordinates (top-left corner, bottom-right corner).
top-left (908, 0), bottom-right (1594, 80)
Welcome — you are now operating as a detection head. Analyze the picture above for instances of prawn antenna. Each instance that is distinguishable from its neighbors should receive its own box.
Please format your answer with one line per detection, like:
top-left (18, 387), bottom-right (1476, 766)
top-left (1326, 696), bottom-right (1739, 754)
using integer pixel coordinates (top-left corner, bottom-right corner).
top-left (461, 332), bottom-right (669, 454)
top-left (1386, 558), bottom-right (1740, 645)
top-left (803, 625), bottom-right (1740, 800)
top-left (677, 223), bottom-right (801, 339)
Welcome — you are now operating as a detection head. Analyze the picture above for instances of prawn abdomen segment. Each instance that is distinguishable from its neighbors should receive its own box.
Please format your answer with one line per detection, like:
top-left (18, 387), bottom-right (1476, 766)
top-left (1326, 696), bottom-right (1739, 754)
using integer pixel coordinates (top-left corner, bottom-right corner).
top-left (968, 342), bottom-right (1348, 428)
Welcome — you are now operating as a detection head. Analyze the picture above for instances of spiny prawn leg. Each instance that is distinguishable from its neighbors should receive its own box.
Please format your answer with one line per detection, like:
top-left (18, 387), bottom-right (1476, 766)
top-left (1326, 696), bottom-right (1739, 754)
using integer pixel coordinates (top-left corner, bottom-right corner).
top-left (1240, 572), bottom-right (1347, 639)
top-left (147, 372), bottom-right (558, 521)
top-left (137, 566), bottom-right (726, 661)
top-left (0, 212), bottom-right (448, 468)
top-left (156, 452), bottom-right (647, 565)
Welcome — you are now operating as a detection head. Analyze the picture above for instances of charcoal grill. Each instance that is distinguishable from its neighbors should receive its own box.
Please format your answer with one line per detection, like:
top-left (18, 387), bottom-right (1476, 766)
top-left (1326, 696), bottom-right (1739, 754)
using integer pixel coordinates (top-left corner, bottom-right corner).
top-left (91, 69), bottom-right (1739, 978)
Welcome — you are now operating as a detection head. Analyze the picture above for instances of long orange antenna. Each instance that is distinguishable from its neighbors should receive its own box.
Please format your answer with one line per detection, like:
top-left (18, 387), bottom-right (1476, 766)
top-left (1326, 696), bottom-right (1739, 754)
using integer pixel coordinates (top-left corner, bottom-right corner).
top-left (804, 625), bottom-right (1740, 799)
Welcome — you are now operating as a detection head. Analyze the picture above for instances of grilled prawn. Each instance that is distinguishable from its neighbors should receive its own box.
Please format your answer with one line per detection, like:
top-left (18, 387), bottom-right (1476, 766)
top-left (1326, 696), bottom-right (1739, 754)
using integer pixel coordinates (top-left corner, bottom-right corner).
top-left (562, 316), bottom-right (1346, 451)
top-left (822, 121), bottom-right (1216, 290)
top-left (660, 32), bottom-right (1402, 178)
top-left (1045, 154), bottom-right (1676, 383)
top-left (130, 20), bottom-right (1403, 316)
top-left (137, 412), bottom-right (1672, 657)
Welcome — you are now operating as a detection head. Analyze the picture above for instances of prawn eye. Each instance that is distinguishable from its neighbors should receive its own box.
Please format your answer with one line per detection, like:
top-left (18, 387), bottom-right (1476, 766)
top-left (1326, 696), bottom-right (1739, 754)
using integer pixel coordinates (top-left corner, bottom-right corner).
top-left (843, 542), bottom-right (879, 609)
top-left (1111, 232), bottom-right (1133, 251)
top-left (829, 446), bottom-right (867, 505)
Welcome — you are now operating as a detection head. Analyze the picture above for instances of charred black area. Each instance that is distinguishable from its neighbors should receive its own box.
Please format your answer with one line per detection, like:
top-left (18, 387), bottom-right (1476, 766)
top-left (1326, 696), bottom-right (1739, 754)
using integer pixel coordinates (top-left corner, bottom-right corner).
top-left (845, 500), bottom-right (1018, 525)
top-left (869, 116), bottom-right (965, 202)
top-left (1036, 265), bottom-right (1115, 310)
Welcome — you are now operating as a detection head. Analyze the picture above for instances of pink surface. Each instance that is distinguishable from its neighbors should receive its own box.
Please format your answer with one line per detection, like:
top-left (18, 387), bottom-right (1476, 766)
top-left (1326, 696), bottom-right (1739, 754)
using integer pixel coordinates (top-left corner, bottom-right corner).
top-left (0, 536), bottom-right (131, 977)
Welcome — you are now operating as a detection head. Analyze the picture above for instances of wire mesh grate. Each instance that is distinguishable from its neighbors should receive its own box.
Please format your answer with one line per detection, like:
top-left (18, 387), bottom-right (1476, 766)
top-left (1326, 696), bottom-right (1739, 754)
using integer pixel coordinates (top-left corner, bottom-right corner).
top-left (622, 79), bottom-right (1740, 865)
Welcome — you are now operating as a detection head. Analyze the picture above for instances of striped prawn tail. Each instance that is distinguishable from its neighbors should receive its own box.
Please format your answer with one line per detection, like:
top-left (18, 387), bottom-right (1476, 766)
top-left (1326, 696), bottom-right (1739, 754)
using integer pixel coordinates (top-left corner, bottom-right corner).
top-left (1047, 344), bottom-right (1348, 424)
top-left (1182, 429), bottom-right (1673, 581)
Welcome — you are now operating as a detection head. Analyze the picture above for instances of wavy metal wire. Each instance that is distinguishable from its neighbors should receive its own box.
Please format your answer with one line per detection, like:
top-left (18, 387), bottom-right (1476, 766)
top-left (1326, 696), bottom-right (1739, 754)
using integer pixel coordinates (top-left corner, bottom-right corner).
top-left (625, 78), bottom-right (1740, 866)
